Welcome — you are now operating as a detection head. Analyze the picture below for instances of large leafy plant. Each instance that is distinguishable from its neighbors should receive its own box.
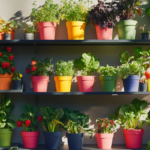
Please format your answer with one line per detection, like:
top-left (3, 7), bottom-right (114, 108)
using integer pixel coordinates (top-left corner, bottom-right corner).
top-left (110, 98), bottom-right (148, 129)
top-left (40, 107), bottom-right (64, 132)
top-left (0, 94), bottom-right (16, 129)
top-left (97, 65), bottom-right (118, 76)
top-left (18, 103), bottom-right (38, 132)
top-left (88, 0), bottom-right (119, 28)
top-left (55, 60), bottom-right (75, 76)
top-left (74, 53), bottom-right (100, 76)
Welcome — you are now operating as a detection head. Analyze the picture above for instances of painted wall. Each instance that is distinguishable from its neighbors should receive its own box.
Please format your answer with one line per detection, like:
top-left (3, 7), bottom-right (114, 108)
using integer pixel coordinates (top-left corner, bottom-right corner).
top-left (0, 0), bottom-right (150, 145)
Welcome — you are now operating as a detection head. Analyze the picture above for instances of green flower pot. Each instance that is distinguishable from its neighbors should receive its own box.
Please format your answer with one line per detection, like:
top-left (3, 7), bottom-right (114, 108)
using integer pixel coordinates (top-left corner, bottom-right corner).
top-left (100, 76), bottom-right (117, 92)
top-left (0, 129), bottom-right (12, 147)
top-left (117, 20), bottom-right (137, 40)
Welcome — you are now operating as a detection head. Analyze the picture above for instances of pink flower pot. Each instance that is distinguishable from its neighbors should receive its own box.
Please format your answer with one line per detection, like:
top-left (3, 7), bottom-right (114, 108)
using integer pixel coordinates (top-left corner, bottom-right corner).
top-left (123, 129), bottom-right (144, 148)
top-left (76, 76), bottom-right (95, 92)
top-left (95, 133), bottom-right (114, 149)
top-left (21, 131), bottom-right (39, 148)
top-left (37, 22), bottom-right (57, 40)
top-left (95, 24), bottom-right (113, 40)
top-left (31, 76), bottom-right (49, 92)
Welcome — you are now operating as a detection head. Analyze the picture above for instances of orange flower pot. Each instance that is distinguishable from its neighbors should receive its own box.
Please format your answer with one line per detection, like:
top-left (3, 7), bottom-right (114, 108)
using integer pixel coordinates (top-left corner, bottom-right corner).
top-left (0, 32), bottom-right (4, 40)
top-left (11, 31), bottom-right (15, 40)
top-left (0, 73), bottom-right (13, 90)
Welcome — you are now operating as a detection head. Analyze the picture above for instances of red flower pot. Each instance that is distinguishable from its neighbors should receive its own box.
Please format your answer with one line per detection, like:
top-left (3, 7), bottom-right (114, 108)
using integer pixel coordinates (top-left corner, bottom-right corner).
top-left (21, 131), bottom-right (39, 148)
top-left (31, 76), bottom-right (49, 92)
top-left (123, 129), bottom-right (144, 148)
top-left (95, 133), bottom-right (114, 149)
top-left (95, 25), bottom-right (113, 40)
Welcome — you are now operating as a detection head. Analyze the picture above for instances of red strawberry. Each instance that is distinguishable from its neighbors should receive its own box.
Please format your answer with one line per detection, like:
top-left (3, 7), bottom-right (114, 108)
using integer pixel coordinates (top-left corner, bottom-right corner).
top-left (11, 67), bottom-right (15, 73)
top-left (38, 116), bottom-right (42, 122)
top-left (6, 62), bottom-right (10, 69)
top-left (17, 121), bottom-right (22, 128)
top-left (31, 66), bottom-right (37, 72)
top-left (9, 55), bottom-right (14, 61)
top-left (0, 53), bottom-right (3, 57)
top-left (26, 68), bottom-right (30, 74)
top-left (31, 60), bottom-right (37, 66)
top-left (25, 120), bottom-right (31, 127)
top-left (2, 62), bottom-right (6, 68)
top-left (6, 47), bottom-right (11, 53)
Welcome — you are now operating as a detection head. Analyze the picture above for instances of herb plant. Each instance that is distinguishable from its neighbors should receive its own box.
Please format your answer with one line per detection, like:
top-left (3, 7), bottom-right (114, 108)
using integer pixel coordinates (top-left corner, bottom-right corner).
top-left (0, 17), bottom-right (6, 32)
top-left (12, 71), bottom-right (22, 81)
top-left (18, 103), bottom-right (38, 131)
top-left (7, 21), bottom-right (21, 31)
top-left (140, 79), bottom-right (147, 83)
top-left (140, 25), bottom-right (150, 34)
top-left (0, 94), bottom-right (16, 129)
top-left (55, 60), bottom-right (75, 76)
top-left (110, 98), bottom-right (148, 129)
top-left (97, 65), bottom-right (118, 76)
top-left (40, 107), bottom-right (64, 132)
top-left (96, 118), bottom-right (116, 133)
top-left (74, 53), bottom-right (100, 76)
top-left (24, 25), bottom-right (37, 34)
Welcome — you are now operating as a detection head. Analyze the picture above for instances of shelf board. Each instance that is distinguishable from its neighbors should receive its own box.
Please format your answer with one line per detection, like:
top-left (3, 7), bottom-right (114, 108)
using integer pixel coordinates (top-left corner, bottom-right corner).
top-left (0, 143), bottom-right (19, 150)
top-left (0, 89), bottom-right (22, 93)
top-left (1, 40), bottom-right (150, 46)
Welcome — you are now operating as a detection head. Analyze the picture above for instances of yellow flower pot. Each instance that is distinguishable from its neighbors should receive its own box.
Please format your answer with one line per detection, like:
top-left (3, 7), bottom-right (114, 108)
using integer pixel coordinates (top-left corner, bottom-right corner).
top-left (147, 79), bottom-right (150, 91)
top-left (66, 21), bottom-right (86, 40)
top-left (54, 76), bottom-right (73, 92)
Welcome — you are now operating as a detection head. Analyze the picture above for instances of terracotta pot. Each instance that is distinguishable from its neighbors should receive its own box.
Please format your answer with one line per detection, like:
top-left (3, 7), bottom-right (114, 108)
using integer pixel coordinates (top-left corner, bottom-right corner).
top-left (11, 30), bottom-right (15, 40)
top-left (0, 32), bottom-right (4, 40)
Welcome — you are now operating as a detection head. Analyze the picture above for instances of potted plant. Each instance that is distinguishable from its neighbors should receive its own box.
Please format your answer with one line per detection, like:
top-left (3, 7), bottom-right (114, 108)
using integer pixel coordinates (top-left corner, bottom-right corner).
top-left (39, 107), bottom-right (64, 149)
top-left (12, 71), bottom-right (23, 90)
top-left (0, 47), bottom-right (15, 90)
top-left (0, 17), bottom-right (6, 40)
top-left (54, 60), bottom-right (75, 92)
top-left (26, 58), bottom-right (53, 92)
top-left (88, 0), bottom-right (119, 40)
top-left (116, 0), bottom-right (142, 39)
top-left (95, 118), bottom-right (116, 149)
top-left (24, 25), bottom-right (37, 40)
top-left (17, 103), bottom-right (39, 148)
top-left (74, 53), bottom-right (100, 92)
top-left (31, 0), bottom-right (60, 40)
top-left (97, 65), bottom-right (118, 92)
top-left (3, 24), bottom-right (11, 40)
top-left (110, 98), bottom-right (148, 148)
top-left (139, 79), bottom-right (147, 92)
top-left (63, 108), bottom-right (93, 150)
top-left (140, 25), bottom-right (150, 40)
top-left (60, 0), bottom-right (91, 40)
top-left (0, 95), bottom-right (16, 147)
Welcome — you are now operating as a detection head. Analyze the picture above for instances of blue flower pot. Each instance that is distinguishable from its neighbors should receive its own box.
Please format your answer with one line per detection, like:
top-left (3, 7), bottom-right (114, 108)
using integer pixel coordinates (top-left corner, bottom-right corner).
top-left (123, 75), bottom-right (140, 92)
top-left (141, 33), bottom-right (149, 40)
top-left (43, 131), bottom-right (62, 150)
top-left (66, 133), bottom-right (84, 150)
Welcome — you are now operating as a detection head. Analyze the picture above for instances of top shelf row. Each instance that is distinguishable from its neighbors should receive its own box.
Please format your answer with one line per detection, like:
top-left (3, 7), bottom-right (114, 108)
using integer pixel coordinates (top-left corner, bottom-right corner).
top-left (0, 40), bottom-right (150, 46)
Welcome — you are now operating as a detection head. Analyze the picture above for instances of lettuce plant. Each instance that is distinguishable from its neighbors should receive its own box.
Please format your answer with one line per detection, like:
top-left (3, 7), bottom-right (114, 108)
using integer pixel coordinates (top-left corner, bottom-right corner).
top-left (55, 60), bottom-right (75, 76)
top-left (74, 53), bottom-right (100, 76)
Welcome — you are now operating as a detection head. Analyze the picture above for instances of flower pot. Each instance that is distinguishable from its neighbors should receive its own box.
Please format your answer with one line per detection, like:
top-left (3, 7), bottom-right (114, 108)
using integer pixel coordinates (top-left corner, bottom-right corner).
top-left (0, 73), bottom-right (13, 90)
top-left (147, 79), bottom-right (150, 91)
top-left (123, 75), bottom-right (140, 92)
top-left (117, 20), bottom-right (137, 40)
top-left (123, 129), bottom-right (144, 148)
top-left (99, 76), bottom-right (117, 92)
top-left (31, 76), bottom-right (49, 92)
top-left (43, 131), bottom-right (62, 150)
top-left (37, 22), bottom-right (57, 40)
top-left (25, 33), bottom-right (34, 40)
top-left (0, 129), bottom-right (12, 147)
top-left (10, 31), bottom-right (15, 40)
top-left (76, 76), bottom-right (95, 92)
top-left (21, 131), bottom-right (39, 148)
top-left (0, 32), bottom-right (4, 40)
top-left (95, 133), bottom-right (114, 149)
top-left (141, 33), bottom-right (149, 40)
top-left (4, 33), bottom-right (11, 40)
top-left (66, 21), bottom-right (86, 40)
top-left (95, 25), bottom-right (113, 40)
top-left (139, 83), bottom-right (147, 92)
top-left (12, 80), bottom-right (22, 90)
top-left (54, 76), bottom-right (73, 92)
top-left (66, 133), bottom-right (84, 150)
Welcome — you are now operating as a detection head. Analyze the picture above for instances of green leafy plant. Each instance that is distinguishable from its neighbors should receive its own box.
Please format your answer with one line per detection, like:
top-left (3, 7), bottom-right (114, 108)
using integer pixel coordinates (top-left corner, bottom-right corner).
top-left (96, 118), bottom-right (116, 133)
top-left (97, 65), bottom-right (118, 76)
top-left (4, 21), bottom-right (21, 32)
top-left (0, 17), bottom-right (6, 32)
top-left (60, 0), bottom-right (92, 22)
top-left (18, 103), bottom-right (38, 131)
top-left (140, 79), bottom-right (147, 83)
top-left (12, 71), bottom-right (22, 81)
top-left (31, 0), bottom-right (60, 26)
top-left (0, 94), bottom-right (16, 129)
top-left (74, 53), bottom-right (100, 76)
top-left (146, 7), bottom-right (150, 17)
top-left (40, 107), bottom-right (64, 132)
top-left (24, 25), bottom-right (37, 34)
top-left (147, 141), bottom-right (150, 150)
top-left (55, 60), bottom-right (75, 76)
top-left (110, 98), bottom-right (148, 129)
top-left (140, 25), bottom-right (150, 34)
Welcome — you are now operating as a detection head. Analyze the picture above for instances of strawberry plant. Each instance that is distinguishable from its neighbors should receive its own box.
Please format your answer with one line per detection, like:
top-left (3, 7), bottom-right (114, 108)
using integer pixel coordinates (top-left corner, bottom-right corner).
top-left (0, 94), bottom-right (16, 129)
top-left (0, 47), bottom-right (15, 75)
top-left (12, 71), bottom-right (22, 81)
top-left (17, 103), bottom-right (38, 131)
